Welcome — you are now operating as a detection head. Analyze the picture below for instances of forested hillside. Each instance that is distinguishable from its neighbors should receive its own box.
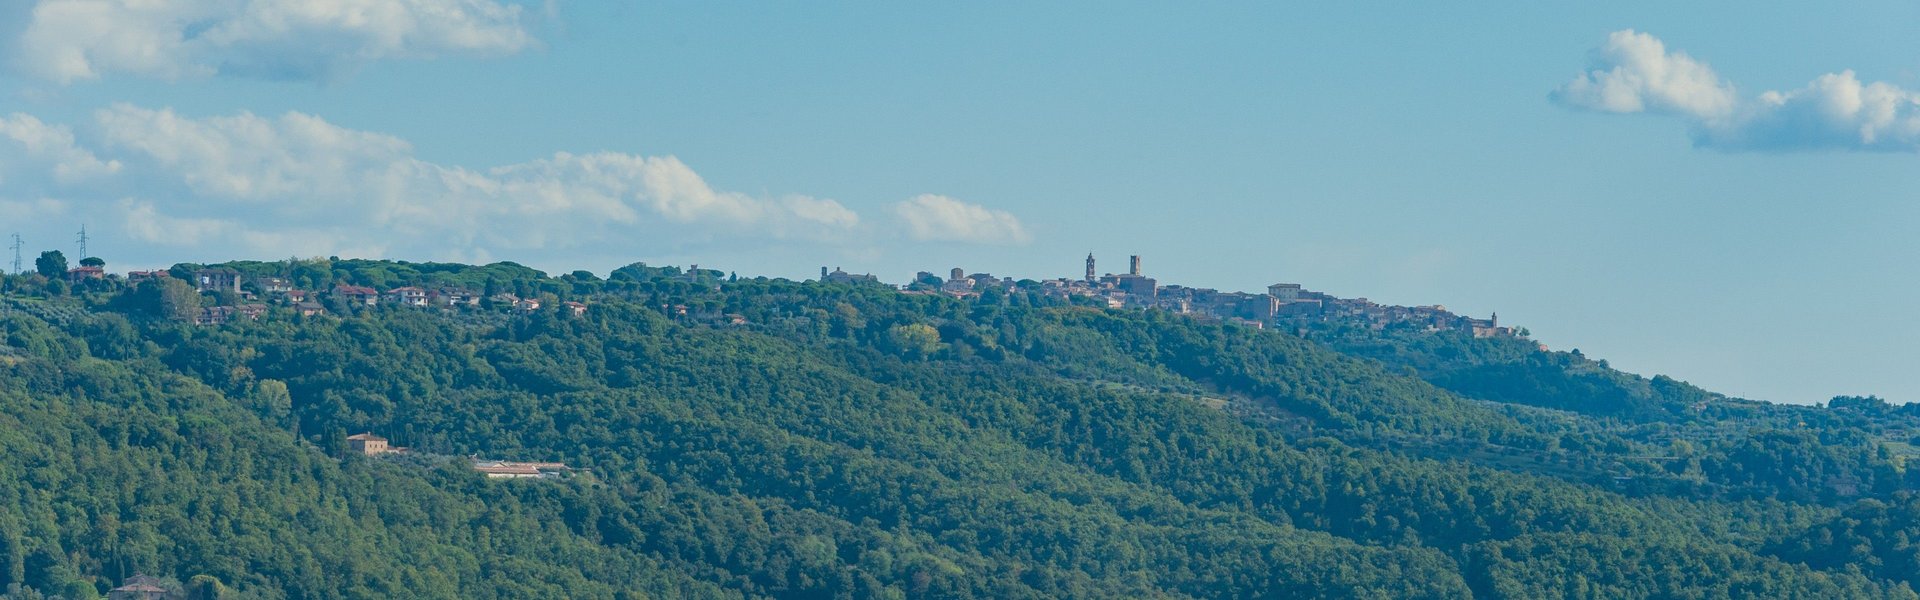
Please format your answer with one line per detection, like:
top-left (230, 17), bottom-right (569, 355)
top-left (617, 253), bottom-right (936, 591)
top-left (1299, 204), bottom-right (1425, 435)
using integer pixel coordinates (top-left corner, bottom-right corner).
top-left (0, 259), bottom-right (1914, 598)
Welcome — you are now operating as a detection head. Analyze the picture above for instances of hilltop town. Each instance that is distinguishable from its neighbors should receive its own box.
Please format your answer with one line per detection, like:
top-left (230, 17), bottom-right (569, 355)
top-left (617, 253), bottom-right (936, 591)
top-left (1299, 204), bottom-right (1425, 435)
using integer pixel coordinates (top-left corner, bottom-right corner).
top-left (167, 265), bottom-right (589, 323)
top-left (14, 249), bottom-right (590, 325)
top-left (13, 243), bottom-right (1518, 341)
top-left (831, 253), bottom-right (1517, 339)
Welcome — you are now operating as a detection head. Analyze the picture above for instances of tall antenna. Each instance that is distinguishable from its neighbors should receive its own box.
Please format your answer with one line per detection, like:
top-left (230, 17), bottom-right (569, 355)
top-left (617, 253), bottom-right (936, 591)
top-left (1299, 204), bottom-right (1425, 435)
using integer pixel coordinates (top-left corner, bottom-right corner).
top-left (9, 234), bottom-right (21, 275)
top-left (75, 224), bottom-right (89, 259)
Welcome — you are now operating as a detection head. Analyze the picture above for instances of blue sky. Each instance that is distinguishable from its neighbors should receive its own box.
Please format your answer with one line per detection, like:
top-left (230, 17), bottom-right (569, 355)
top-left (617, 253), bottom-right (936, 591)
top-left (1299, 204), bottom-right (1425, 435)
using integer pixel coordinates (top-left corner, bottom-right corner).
top-left (1, 1), bottom-right (1916, 404)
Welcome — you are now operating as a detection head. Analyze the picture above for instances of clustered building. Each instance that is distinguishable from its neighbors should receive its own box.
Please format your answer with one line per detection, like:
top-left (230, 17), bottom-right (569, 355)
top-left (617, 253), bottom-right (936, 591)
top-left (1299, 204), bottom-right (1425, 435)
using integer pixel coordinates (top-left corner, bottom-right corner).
top-left (347, 433), bottom-right (400, 456)
top-left (346, 432), bottom-right (573, 479)
top-left (898, 253), bottom-right (1515, 338)
top-left (471, 460), bottom-right (572, 479)
top-left (151, 268), bottom-right (570, 325)
top-left (48, 264), bottom-right (588, 325)
top-left (904, 266), bottom-right (1021, 297)
top-left (821, 266), bottom-right (879, 285)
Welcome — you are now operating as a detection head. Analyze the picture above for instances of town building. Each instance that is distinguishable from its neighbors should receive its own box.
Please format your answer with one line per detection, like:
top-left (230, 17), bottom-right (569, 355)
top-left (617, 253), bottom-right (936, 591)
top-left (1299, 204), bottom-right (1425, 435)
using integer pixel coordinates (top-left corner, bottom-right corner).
top-left (109, 574), bottom-right (170, 600)
top-left (66, 266), bottom-right (105, 283)
top-left (332, 285), bottom-right (379, 306)
top-left (1468, 313), bottom-right (1508, 338)
top-left (473, 459), bottom-right (570, 479)
top-left (942, 276), bottom-right (975, 296)
top-left (1267, 283), bottom-right (1303, 301)
top-left (384, 286), bottom-right (429, 306)
top-left (347, 433), bottom-right (397, 456)
top-left (194, 268), bottom-right (242, 292)
top-left (1095, 255), bottom-right (1158, 303)
top-left (474, 463), bottom-right (543, 478)
top-left (194, 304), bottom-right (267, 325)
top-left (928, 253), bottom-right (1522, 340)
top-left (432, 288), bottom-right (481, 306)
top-left (821, 266), bottom-right (879, 285)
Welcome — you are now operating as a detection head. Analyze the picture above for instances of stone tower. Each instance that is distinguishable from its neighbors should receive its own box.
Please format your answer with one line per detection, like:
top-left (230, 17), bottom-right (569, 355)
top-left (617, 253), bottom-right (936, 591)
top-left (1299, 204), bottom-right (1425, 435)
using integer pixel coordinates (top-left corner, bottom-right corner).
top-left (1129, 255), bottom-right (1141, 276)
top-left (1085, 253), bottom-right (1096, 282)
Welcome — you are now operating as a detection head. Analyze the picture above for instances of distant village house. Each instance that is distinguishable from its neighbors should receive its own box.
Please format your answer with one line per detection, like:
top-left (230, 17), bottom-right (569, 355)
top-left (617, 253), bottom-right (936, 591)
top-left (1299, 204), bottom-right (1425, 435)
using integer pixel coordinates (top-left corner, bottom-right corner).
top-left (66, 266), bottom-right (105, 283)
top-left (333, 285), bottom-right (379, 306)
top-left (195, 268), bottom-right (241, 292)
top-left (384, 286), bottom-right (429, 306)
top-left (473, 459), bottom-right (571, 479)
top-left (109, 574), bottom-right (171, 600)
top-left (347, 433), bottom-right (401, 456)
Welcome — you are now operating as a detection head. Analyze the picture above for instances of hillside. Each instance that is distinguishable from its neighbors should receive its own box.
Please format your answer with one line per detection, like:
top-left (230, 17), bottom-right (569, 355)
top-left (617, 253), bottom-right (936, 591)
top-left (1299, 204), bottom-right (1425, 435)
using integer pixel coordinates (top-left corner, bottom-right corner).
top-left (0, 259), bottom-right (1914, 598)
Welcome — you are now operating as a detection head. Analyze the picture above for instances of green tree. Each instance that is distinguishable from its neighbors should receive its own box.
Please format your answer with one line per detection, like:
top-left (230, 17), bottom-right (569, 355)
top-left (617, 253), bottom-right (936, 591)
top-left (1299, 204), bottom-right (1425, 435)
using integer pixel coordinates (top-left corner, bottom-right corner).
top-left (187, 574), bottom-right (224, 600)
top-left (146, 278), bottom-right (202, 321)
top-left (33, 251), bottom-right (65, 278)
top-left (255, 379), bottom-right (295, 436)
top-left (78, 257), bottom-right (104, 268)
top-left (888, 323), bottom-right (942, 358)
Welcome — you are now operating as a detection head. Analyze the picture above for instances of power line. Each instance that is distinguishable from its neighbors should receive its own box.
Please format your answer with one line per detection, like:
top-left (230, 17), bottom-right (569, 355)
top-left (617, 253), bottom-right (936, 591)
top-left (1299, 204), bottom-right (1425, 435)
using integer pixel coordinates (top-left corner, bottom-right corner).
top-left (9, 234), bottom-right (21, 275)
top-left (75, 224), bottom-right (89, 260)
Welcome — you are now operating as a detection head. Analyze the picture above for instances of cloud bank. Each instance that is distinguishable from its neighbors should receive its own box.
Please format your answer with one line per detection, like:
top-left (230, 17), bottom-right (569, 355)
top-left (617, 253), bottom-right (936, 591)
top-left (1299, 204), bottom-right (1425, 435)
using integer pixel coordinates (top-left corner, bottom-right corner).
top-left (892, 194), bottom-right (1033, 245)
top-left (0, 105), bottom-right (1030, 264)
top-left (1554, 30), bottom-right (1920, 152)
top-left (12, 0), bottom-right (535, 83)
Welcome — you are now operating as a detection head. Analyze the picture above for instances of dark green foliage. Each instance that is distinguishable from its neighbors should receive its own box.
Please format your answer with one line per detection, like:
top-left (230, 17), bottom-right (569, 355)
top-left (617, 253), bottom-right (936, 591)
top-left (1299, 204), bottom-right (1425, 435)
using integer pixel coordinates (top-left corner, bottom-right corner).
top-left (1769, 496), bottom-right (1920, 589)
top-left (31, 252), bottom-right (63, 279)
top-left (0, 260), bottom-right (1913, 597)
top-left (1305, 325), bottom-right (1707, 420)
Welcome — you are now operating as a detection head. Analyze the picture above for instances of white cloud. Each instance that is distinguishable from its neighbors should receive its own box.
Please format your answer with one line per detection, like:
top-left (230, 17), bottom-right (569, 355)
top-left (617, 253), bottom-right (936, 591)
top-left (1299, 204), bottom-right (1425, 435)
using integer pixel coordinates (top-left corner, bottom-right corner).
top-left (13, 0), bottom-right (534, 83)
top-left (1552, 30), bottom-right (1736, 120)
top-left (1702, 71), bottom-right (1920, 151)
top-left (1556, 30), bottom-right (1920, 152)
top-left (892, 194), bottom-right (1032, 245)
top-left (83, 105), bottom-right (867, 253)
top-left (0, 104), bottom-right (1027, 267)
top-left (782, 195), bottom-right (861, 230)
top-left (120, 199), bottom-right (235, 246)
top-left (0, 197), bottom-right (69, 222)
top-left (0, 112), bottom-right (121, 184)
top-left (95, 105), bottom-right (411, 202)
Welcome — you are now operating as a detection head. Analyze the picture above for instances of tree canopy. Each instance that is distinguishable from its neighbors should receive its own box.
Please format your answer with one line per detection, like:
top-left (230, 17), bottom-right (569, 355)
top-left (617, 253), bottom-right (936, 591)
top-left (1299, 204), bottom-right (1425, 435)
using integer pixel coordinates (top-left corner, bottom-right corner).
top-left (0, 259), bottom-right (1912, 598)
